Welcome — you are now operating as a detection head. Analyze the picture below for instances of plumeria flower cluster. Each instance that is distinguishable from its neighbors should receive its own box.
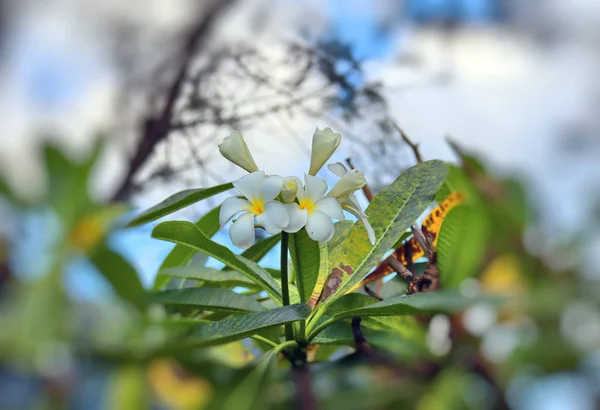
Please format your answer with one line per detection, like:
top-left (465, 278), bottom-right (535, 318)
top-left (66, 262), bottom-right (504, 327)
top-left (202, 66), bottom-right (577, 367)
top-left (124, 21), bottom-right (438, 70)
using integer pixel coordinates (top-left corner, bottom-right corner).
top-left (218, 128), bottom-right (375, 249)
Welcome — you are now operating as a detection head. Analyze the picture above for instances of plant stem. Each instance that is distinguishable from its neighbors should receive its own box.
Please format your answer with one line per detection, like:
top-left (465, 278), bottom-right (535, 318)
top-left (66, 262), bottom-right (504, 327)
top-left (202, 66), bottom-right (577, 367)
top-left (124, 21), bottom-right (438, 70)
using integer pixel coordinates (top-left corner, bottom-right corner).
top-left (273, 340), bottom-right (298, 356)
top-left (305, 306), bottom-right (326, 336)
top-left (281, 232), bottom-right (294, 341)
top-left (251, 335), bottom-right (278, 348)
top-left (306, 317), bottom-right (337, 343)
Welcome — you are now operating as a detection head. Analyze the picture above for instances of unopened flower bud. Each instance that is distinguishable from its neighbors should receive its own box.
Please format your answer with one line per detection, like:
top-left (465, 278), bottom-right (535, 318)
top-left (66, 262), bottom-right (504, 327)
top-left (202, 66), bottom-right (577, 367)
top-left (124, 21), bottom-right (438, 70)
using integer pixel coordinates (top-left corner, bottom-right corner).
top-left (218, 131), bottom-right (259, 173)
top-left (308, 127), bottom-right (341, 175)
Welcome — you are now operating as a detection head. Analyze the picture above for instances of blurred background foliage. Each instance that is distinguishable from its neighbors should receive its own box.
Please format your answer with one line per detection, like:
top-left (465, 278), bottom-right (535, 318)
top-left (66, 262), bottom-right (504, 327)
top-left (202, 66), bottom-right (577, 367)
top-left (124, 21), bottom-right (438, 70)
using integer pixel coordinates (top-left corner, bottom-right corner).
top-left (1, 0), bottom-right (600, 409)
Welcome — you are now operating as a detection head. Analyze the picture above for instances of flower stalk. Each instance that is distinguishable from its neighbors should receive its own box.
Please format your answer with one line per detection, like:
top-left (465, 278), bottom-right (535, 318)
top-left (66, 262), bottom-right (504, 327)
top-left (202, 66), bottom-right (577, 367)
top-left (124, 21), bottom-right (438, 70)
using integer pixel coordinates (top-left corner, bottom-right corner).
top-left (280, 231), bottom-right (294, 341)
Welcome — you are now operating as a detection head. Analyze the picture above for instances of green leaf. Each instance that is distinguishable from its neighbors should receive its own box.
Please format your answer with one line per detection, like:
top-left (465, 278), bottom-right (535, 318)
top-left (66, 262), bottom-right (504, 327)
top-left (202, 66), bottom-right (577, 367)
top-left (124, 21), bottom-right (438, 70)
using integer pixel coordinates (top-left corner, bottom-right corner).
top-left (327, 220), bottom-right (354, 252)
top-left (240, 234), bottom-right (280, 262)
top-left (185, 304), bottom-right (311, 347)
top-left (151, 288), bottom-right (264, 313)
top-left (127, 182), bottom-right (233, 227)
top-left (106, 365), bottom-right (148, 410)
top-left (437, 205), bottom-right (489, 288)
top-left (289, 229), bottom-right (321, 303)
top-left (89, 242), bottom-right (147, 311)
top-left (319, 160), bottom-right (448, 308)
top-left (333, 290), bottom-right (502, 319)
top-left (160, 266), bottom-right (258, 288)
top-left (212, 351), bottom-right (276, 410)
top-left (152, 221), bottom-right (282, 302)
top-left (153, 205), bottom-right (221, 290)
top-left (311, 321), bottom-right (426, 362)
top-left (44, 144), bottom-right (96, 227)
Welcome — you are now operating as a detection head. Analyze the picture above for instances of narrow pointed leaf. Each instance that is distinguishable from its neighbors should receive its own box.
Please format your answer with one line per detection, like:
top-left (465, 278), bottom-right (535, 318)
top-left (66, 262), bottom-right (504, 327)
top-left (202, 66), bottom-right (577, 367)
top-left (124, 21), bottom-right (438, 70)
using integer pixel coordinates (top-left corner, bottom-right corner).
top-left (332, 290), bottom-right (503, 319)
top-left (89, 242), bottom-right (147, 311)
top-left (240, 234), bottom-right (280, 262)
top-left (186, 304), bottom-right (311, 347)
top-left (154, 205), bottom-right (221, 290)
top-left (290, 229), bottom-right (321, 303)
top-left (160, 266), bottom-right (258, 288)
top-left (214, 351), bottom-right (276, 410)
top-left (127, 182), bottom-right (233, 227)
top-left (152, 221), bottom-right (282, 302)
top-left (151, 288), bottom-right (264, 313)
top-left (319, 160), bottom-right (448, 308)
top-left (437, 205), bottom-right (489, 288)
top-left (308, 241), bottom-right (329, 308)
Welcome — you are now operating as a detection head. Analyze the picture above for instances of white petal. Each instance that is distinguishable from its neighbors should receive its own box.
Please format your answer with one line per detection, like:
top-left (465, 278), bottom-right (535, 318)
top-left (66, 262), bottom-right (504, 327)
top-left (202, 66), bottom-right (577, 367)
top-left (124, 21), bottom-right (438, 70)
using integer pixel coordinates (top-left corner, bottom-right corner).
top-left (314, 196), bottom-right (344, 220)
top-left (229, 212), bottom-right (256, 249)
top-left (328, 169), bottom-right (366, 199)
top-left (283, 203), bottom-right (308, 233)
top-left (327, 162), bottom-right (347, 178)
top-left (305, 211), bottom-right (335, 242)
top-left (233, 171), bottom-right (266, 200)
top-left (296, 183), bottom-right (307, 203)
top-left (362, 217), bottom-right (376, 245)
top-left (219, 197), bottom-right (251, 227)
top-left (256, 201), bottom-right (290, 235)
top-left (340, 194), bottom-right (367, 219)
top-left (259, 175), bottom-right (284, 201)
top-left (304, 174), bottom-right (328, 200)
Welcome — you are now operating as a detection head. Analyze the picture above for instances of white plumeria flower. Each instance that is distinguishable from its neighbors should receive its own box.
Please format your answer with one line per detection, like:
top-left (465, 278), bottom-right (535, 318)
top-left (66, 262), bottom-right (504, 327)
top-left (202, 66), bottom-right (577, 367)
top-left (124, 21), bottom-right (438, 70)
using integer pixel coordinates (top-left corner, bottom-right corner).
top-left (281, 176), bottom-right (301, 203)
top-left (220, 171), bottom-right (290, 249)
top-left (308, 127), bottom-right (341, 176)
top-left (285, 175), bottom-right (344, 242)
top-left (328, 162), bottom-right (376, 245)
top-left (218, 131), bottom-right (259, 173)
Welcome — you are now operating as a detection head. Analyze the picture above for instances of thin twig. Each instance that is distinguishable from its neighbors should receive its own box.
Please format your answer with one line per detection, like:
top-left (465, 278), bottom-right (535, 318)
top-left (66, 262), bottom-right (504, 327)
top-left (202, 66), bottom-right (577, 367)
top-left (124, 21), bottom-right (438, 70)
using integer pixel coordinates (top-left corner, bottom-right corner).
top-left (386, 256), bottom-right (414, 282)
top-left (391, 120), bottom-right (423, 164)
top-left (411, 224), bottom-right (434, 260)
top-left (351, 317), bottom-right (373, 358)
top-left (111, 0), bottom-right (235, 200)
top-left (363, 285), bottom-right (383, 301)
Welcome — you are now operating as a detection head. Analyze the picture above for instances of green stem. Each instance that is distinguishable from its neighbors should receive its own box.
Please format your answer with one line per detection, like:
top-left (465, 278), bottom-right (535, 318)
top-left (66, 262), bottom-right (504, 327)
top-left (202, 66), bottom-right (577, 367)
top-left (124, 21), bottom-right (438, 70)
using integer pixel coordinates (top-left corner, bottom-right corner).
top-left (251, 335), bottom-right (278, 348)
top-left (281, 232), bottom-right (294, 341)
top-left (273, 340), bottom-right (298, 356)
top-left (297, 321), bottom-right (307, 344)
top-left (305, 306), bottom-right (326, 336)
top-left (306, 317), bottom-right (338, 343)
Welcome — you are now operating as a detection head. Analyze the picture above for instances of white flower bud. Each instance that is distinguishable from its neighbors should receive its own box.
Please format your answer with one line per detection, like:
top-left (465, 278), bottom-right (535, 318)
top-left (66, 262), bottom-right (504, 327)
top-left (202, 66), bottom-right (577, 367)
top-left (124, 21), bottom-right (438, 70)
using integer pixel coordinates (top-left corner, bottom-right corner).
top-left (328, 169), bottom-right (366, 199)
top-left (218, 131), bottom-right (259, 173)
top-left (281, 176), bottom-right (301, 203)
top-left (308, 127), bottom-right (341, 175)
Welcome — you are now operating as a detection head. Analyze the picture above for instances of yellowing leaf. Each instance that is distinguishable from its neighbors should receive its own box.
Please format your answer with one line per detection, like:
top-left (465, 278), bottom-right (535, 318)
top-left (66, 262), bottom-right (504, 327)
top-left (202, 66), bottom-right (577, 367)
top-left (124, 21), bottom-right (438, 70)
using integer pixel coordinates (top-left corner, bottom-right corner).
top-left (147, 360), bottom-right (213, 410)
top-left (347, 191), bottom-right (464, 293)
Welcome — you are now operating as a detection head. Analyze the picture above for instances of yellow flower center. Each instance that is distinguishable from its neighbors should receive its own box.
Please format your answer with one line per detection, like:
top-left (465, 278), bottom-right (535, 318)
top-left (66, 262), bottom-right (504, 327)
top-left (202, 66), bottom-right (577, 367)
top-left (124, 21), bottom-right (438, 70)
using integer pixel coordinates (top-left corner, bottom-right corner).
top-left (299, 199), bottom-right (316, 215)
top-left (250, 199), bottom-right (265, 215)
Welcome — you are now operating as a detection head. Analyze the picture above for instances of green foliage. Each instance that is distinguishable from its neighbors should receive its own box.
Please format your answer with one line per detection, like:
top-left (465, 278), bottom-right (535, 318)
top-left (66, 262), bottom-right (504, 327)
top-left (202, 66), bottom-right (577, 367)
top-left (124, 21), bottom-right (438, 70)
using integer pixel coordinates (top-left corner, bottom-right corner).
top-left (319, 160), bottom-right (448, 307)
top-left (437, 205), bottom-right (489, 288)
top-left (183, 304), bottom-right (311, 347)
top-left (159, 266), bottom-right (259, 288)
top-left (106, 365), bottom-right (148, 410)
top-left (154, 205), bottom-right (222, 289)
top-left (152, 221), bottom-right (283, 302)
top-left (5, 135), bottom-right (586, 410)
top-left (331, 291), bottom-right (502, 319)
top-left (289, 229), bottom-right (322, 303)
top-left (208, 351), bottom-right (276, 410)
top-left (127, 183), bottom-right (233, 227)
top-left (89, 242), bottom-right (147, 311)
top-left (152, 288), bottom-right (264, 313)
